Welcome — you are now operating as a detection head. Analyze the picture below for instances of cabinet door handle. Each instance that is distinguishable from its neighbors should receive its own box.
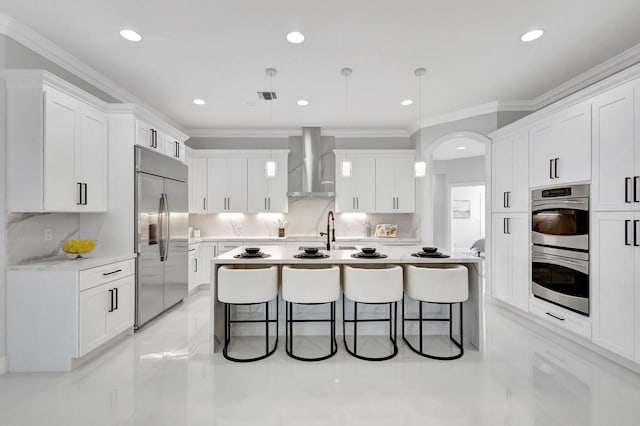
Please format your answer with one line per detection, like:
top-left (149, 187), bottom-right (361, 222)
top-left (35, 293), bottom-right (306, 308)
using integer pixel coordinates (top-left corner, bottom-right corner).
top-left (507, 217), bottom-right (511, 234)
top-left (153, 130), bottom-right (158, 148)
top-left (503, 218), bottom-right (507, 234)
top-left (503, 192), bottom-right (507, 208)
top-left (268, 197), bottom-right (271, 210)
top-left (195, 258), bottom-right (198, 272)
top-left (625, 220), bottom-right (631, 246)
top-left (108, 289), bottom-right (114, 313)
top-left (554, 158), bottom-right (559, 179)
top-left (549, 159), bottom-right (553, 179)
top-left (83, 183), bottom-right (88, 205)
top-left (102, 269), bottom-right (122, 276)
top-left (396, 197), bottom-right (399, 210)
top-left (507, 192), bottom-right (511, 208)
top-left (635, 220), bottom-right (640, 247)
top-left (114, 287), bottom-right (118, 310)
top-left (546, 312), bottom-right (565, 321)
top-left (626, 177), bottom-right (632, 203)
top-left (203, 197), bottom-right (206, 211)
top-left (228, 197), bottom-right (231, 210)
top-left (77, 182), bottom-right (83, 205)
top-left (264, 197), bottom-right (267, 210)
top-left (356, 197), bottom-right (359, 210)
top-left (634, 176), bottom-right (640, 203)
top-left (175, 141), bottom-right (179, 158)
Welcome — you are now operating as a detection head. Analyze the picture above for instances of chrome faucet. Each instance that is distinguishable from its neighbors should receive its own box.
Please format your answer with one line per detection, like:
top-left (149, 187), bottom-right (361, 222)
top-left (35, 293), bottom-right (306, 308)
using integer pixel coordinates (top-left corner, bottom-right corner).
top-left (320, 211), bottom-right (336, 250)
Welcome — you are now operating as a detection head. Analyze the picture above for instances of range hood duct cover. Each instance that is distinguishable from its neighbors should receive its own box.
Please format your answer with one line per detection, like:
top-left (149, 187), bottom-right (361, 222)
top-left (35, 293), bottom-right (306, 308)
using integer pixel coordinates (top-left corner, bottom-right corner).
top-left (287, 127), bottom-right (335, 197)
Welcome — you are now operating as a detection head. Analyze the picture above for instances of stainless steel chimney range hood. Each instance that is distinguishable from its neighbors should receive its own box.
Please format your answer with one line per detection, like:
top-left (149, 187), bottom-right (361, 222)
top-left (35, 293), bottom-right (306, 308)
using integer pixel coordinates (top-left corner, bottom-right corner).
top-left (287, 127), bottom-right (335, 198)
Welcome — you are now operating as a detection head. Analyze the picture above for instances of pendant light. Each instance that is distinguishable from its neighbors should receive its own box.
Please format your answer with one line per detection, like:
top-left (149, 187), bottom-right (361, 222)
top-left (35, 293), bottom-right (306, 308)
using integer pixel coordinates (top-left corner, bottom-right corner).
top-left (265, 67), bottom-right (277, 177)
top-left (341, 67), bottom-right (353, 177)
top-left (414, 67), bottom-right (427, 177)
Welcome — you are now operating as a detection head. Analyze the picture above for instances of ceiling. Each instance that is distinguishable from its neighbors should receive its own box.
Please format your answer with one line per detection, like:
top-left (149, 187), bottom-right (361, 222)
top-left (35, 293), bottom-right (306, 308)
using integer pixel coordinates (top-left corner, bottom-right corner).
top-left (432, 137), bottom-right (485, 161)
top-left (2, 1), bottom-right (640, 133)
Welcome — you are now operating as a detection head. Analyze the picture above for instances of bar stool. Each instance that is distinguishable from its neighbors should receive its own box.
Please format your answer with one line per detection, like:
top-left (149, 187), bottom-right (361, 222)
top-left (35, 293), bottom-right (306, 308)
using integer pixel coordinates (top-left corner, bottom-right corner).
top-left (218, 265), bottom-right (279, 362)
top-left (403, 264), bottom-right (468, 360)
top-left (282, 265), bottom-right (340, 361)
top-left (342, 265), bottom-right (403, 361)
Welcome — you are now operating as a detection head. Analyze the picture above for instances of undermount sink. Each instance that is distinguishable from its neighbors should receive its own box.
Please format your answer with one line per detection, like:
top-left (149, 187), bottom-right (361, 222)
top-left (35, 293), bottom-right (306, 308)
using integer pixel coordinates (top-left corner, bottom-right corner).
top-left (336, 246), bottom-right (358, 250)
top-left (297, 246), bottom-right (325, 250)
top-left (297, 245), bottom-right (358, 250)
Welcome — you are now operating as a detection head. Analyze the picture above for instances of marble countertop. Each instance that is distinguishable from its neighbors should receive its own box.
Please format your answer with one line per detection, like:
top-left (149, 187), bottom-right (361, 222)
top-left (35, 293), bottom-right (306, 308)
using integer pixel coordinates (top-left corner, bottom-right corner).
top-left (215, 246), bottom-right (481, 264)
top-left (9, 253), bottom-right (136, 271)
top-left (190, 236), bottom-right (420, 244)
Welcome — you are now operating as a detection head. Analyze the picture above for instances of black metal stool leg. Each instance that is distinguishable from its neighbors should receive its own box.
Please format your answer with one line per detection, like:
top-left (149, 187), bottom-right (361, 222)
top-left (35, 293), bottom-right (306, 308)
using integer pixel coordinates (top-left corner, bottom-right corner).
top-left (222, 300), bottom-right (279, 363)
top-left (285, 298), bottom-right (339, 362)
top-left (342, 298), bottom-right (399, 361)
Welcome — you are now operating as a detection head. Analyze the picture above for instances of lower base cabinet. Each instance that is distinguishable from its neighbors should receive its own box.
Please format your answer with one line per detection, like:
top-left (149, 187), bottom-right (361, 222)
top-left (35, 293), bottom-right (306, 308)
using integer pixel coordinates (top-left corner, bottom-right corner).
top-left (7, 258), bottom-right (135, 372)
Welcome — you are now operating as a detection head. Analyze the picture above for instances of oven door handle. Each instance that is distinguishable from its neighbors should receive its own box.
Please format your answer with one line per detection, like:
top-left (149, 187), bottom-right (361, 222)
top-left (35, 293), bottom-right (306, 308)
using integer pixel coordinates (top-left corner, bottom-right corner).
top-left (532, 252), bottom-right (588, 274)
top-left (532, 200), bottom-right (589, 211)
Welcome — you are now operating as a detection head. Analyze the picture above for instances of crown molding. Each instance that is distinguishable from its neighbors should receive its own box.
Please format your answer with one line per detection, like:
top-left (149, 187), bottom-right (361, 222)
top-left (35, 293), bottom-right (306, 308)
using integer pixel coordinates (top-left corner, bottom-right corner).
top-left (0, 14), bottom-right (187, 134)
top-left (531, 43), bottom-right (640, 109)
top-left (186, 128), bottom-right (410, 138)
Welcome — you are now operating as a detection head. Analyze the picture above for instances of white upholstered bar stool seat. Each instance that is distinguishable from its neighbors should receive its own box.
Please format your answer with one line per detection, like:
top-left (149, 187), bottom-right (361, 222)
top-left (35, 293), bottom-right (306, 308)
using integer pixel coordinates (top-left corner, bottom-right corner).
top-left (342, 265), bottom-right (403, 361)
top-left (282, 265), bottom-right (340, 361)
top-left (218, 265), bottom-right (279, 362)
top-left (403, 264), bottom-right (468, 360)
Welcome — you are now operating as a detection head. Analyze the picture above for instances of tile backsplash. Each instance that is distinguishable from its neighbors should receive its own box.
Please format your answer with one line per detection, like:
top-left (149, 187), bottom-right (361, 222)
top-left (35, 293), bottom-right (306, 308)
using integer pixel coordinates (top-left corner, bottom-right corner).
top-left (6, 213), bottom-right (80, 264)
top-left (188, 198), bottom-right (420, 239)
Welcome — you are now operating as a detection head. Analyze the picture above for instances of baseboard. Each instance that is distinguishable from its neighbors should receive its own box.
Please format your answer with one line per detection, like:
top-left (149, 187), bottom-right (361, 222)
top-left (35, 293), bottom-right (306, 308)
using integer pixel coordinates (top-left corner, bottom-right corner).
top-left (0, 355), bottom-right (7, 375)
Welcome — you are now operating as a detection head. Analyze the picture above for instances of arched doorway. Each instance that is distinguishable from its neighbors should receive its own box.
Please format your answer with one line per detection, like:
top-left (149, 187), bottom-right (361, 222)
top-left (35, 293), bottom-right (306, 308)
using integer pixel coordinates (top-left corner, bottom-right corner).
top-left (420, 131), bottom-right (492, 248)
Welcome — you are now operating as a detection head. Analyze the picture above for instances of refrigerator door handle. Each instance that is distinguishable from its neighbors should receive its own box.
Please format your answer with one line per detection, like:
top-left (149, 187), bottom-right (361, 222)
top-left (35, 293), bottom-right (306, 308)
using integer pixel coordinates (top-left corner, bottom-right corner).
top-left (158, 194), bottom-right (165, 261)
top-left (163, 193), bottom-right (171, 261)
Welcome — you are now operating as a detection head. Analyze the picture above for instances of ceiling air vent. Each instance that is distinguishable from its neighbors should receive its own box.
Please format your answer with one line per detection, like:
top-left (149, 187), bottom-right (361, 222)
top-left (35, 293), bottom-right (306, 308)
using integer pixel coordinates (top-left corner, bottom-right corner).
top-left (257, 91), bottom-right (277, 100)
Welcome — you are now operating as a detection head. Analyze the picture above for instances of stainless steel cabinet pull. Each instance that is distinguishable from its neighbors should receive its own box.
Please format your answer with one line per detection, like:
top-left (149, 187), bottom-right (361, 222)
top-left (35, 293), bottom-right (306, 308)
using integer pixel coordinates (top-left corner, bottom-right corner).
top-left (352, 197), bottom-right (355, 210)
top-left (268, 197), bottom-right (271, 210)
top-left (356, 197), bottom-right (359, 210)
top-left (264, 197), bottom-right (267, 210)
top-left (228, 197), bottom-right (231, 210)
top-left (635, 176), bottom-right (640, 203)
top-left (554, 158), bottom-right (559, 178)
top-left (108, 289), bottom-right (114, 313)
top-left (546, 312), bottom-right (565, 321)
top-left (549, 159), bottom-right (553, 179)
top-left (77, 182), bottom-right (83, 205)
top-left (635, 220), bottom-right (640, 247)
top-left (102, 269), bottom-right (122, 276)
top-left (625, 220), bottom-right (631, 246)
top-left (396, 197), bottom-right (398, 210)
top-left (625, 177), bottom-right (631, 203)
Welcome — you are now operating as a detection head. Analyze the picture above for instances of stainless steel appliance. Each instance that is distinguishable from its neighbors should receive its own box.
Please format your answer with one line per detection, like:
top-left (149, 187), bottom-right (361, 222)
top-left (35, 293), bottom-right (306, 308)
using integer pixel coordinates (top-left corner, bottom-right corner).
top-left (135, 146), bottom-right (189, 328)
top-left (531, 184), bottom-right (589, 251)
top-left (531, 184), bottom-right (590, 315)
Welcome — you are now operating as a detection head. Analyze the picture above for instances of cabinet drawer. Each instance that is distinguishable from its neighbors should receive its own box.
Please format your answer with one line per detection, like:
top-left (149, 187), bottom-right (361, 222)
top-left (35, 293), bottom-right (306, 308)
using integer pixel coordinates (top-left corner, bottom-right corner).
top-left (80, 259), bottom-right (135, 291)
top-left (529, 297), bottom-right (591, 339)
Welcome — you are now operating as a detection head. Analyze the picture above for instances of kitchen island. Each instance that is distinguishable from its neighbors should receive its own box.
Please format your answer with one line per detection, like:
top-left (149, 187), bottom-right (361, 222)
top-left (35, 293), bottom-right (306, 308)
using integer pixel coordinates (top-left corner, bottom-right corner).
top-left (210, 246), bottom-right (484, 353)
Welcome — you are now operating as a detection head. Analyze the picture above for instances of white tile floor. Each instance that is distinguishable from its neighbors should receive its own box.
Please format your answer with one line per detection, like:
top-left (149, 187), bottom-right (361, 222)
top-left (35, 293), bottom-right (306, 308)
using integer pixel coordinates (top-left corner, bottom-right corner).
top-left (2, 288), bottom-right (640, 425)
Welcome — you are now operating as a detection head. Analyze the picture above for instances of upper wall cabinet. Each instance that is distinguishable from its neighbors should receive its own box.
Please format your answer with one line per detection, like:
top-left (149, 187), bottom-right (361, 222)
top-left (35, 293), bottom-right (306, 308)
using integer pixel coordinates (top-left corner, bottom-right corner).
top-left (375, 155), bottom-right (416, 213)
top-left (334, 151), bottom-right (375, 213)
top-left (491, 131), bottom-right (529, 212)
top-left (3, 71), bottom-right (108, 212)
top-left (529, 101), bottom-right (591, 188)
top-left (136, 120), bottom-right (186, 164)
top-left (591, 80), bottom-right (640, 212)
top-left (247, 154), bottom-right (288, 213)
top-left (207, 157), bottom-right (248, 213)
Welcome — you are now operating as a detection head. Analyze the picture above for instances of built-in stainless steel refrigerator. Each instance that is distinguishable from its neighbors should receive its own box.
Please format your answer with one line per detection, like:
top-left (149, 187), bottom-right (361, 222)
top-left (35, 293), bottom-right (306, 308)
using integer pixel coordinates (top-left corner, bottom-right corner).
top-left (134, 146), bottom-right (189, 329)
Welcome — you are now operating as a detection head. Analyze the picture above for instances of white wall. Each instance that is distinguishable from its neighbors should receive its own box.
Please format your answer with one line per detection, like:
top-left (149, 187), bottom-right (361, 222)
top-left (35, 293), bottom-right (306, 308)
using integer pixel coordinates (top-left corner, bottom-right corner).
top-left (0, 64), bottom-right (7, 372)
top-left (450, 185), bottom-right (485, 251)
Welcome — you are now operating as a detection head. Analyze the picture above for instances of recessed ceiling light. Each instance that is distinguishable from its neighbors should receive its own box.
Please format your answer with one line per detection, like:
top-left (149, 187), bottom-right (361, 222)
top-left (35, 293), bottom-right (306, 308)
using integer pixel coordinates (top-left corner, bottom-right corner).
top-left (401, 99), bottom-right (413, 106)
top-left (521, 29), bottom-right (544, 42)
top-left (456, 146), bottom-right (466, 150)
top-left (297, 99), bottom-right (309, 106)
top-left (286, 31), bottom-right (305, 44)
top-left (120, 29), bottom-right (142, 42)
top-left (193, 99), bottom-right (206, 105)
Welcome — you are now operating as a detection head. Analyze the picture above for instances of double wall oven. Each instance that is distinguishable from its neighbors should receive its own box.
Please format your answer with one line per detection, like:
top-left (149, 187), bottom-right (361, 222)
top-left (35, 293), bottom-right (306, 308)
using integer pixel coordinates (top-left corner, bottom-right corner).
top-left (531, 184), bottom-right (590, 315)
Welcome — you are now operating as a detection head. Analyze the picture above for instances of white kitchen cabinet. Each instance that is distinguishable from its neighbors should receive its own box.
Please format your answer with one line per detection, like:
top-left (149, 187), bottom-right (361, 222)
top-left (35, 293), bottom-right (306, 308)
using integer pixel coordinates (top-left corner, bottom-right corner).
top-left (491, 213), bottom-right (529, 311)
top-left (247, 154), bottom-right (288, 213)
top-left (188, 245), bottom-right (198, 292)
top-left (164, 136), bottom-right (185, 163)
top-left (375, 155), bottom-right (416, 213)
top-left (207, 157), bottom-right (247, 212)
top-left (335, 154), bottom-right (375, 213)
top-left (491, 131), bottom-right (528, 212)
top-left (197, 242), bottom-right (216, 285)
top-left (217, 241), bottom-right (243, 254)
top-left (190, 157), bottom-right (208, 213)
top-left (591, 80), bottom-right (640, 211)
top-left (591, 212), bottom-right (640, 361)
top-left (4, 71), bottom-right (108, 212)
top-left (7, 258), bottom-right (135, 371)
top-left (529, 101), bottom-right (591, 188)
top-left (136, 120), bottom-right (162, 152)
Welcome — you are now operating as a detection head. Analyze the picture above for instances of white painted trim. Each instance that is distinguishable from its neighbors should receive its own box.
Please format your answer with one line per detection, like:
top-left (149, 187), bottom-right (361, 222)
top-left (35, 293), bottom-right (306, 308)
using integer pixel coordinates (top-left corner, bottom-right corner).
top-left (0, 14), bottom-right (188, 135)
top-left (0, 356), bottom-right (7, 375)
top-left (106, 104), bottom-right (189, 142)
top-left (186, 128), bottom-right (410, 138)
top-left (334, 149), bottom-right (415, 158)
top-left (190, 149), bottom-right (289, 157)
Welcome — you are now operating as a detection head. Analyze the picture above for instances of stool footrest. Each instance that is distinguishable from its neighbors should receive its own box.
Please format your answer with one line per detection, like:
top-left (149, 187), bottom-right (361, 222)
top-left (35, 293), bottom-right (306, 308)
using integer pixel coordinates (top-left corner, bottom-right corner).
top-left (285, 300), bottom-right (338, 362)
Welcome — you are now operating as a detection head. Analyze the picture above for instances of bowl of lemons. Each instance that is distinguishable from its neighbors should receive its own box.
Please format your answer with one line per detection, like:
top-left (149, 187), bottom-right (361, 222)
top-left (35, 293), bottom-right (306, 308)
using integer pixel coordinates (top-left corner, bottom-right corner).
top-left (62, 239), bottom-right (96, 259)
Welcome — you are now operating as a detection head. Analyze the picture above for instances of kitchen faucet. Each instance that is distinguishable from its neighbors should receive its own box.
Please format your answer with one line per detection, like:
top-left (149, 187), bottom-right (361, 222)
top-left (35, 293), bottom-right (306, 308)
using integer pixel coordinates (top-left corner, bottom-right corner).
top-left (320, 211), bottom-right (335, 250)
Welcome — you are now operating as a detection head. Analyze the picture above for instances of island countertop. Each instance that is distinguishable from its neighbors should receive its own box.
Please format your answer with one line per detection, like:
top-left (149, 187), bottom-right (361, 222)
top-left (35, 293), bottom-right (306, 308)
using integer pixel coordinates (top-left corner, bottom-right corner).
top-left (210, 245), bottom-right (485, 355)
top-left (214, 245), bottom-right (482, 264)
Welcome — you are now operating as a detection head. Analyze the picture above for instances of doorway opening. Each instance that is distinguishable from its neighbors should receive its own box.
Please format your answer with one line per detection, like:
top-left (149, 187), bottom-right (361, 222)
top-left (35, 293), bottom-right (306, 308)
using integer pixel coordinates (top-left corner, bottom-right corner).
top-left (449, 184), bottom-right (485, 252)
